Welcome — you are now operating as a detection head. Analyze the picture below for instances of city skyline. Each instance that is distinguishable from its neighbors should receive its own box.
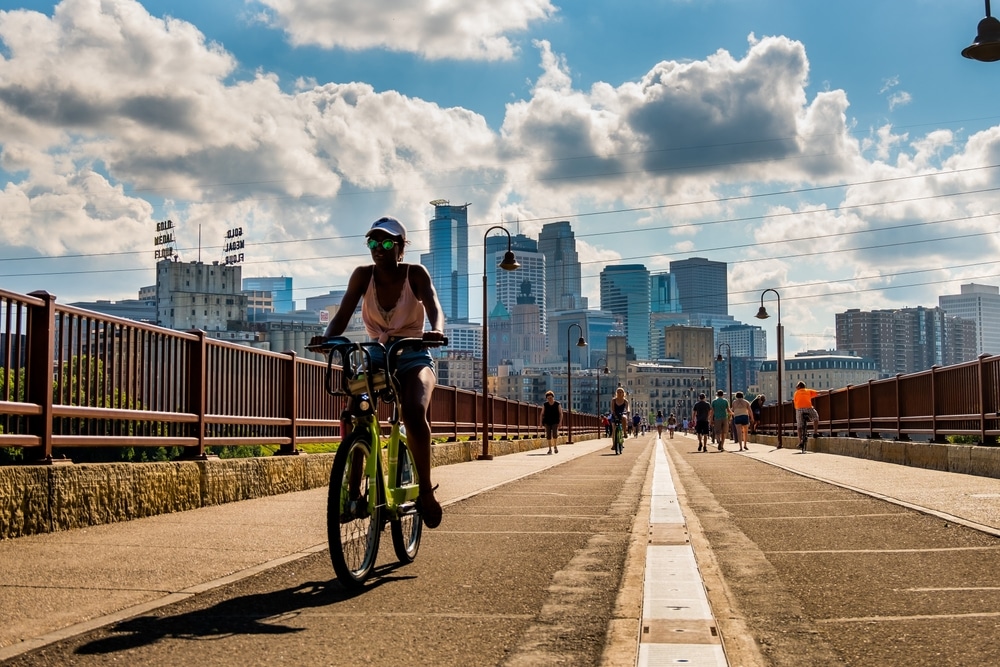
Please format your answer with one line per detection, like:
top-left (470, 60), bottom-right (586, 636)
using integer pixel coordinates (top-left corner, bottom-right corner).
top-left (5, 2), bottom-right (1000, 360)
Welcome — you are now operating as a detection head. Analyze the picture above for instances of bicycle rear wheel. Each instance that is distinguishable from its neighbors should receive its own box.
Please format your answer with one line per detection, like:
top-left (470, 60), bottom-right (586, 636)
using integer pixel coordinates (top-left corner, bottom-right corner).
top-left (328, 431), bottom-right (382, 588)
top-left (390, 441), bottom-right (422, 563)
top-left (614, 426), bottom-right (623, 454)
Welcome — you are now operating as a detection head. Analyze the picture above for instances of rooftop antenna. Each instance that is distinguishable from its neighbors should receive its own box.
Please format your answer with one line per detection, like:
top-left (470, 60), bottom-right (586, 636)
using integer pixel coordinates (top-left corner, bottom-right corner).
top-left (198, 224), bottom-right (202, 263)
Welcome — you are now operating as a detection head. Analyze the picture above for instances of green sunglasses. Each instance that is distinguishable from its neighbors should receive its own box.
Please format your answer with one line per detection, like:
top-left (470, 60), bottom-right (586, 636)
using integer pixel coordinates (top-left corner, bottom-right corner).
top-left (367, 238), bottom-right (399, 251)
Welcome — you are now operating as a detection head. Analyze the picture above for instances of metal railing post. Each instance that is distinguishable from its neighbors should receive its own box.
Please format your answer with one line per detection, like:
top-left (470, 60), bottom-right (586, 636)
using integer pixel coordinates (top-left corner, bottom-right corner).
top-left (25, 291), bottom-right (57, 463)
top-left (277, 350), bottom-right (299, 455)
top-left (185, 330), bottom-right (208, 460)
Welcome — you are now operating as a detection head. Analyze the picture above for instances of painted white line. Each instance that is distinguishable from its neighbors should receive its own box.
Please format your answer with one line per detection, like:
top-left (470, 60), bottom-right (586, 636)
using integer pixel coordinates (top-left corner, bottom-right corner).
top-left (638, 438), bottom-right (728, 667)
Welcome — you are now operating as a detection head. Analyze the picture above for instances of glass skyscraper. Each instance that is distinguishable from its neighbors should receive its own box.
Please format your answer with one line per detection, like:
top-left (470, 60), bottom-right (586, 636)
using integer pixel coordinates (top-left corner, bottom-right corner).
top-left (423, 202), bottom-right (470, 323)
top-left (600, 264), bottom-right (651, 359)
top-left (669, 257), bottom-right (728, 316)
top-left (538, 221), bottom-right (587, 313)
top-left (488, 233), bottom-right (547, 337)
top-left (650, 272), bottom-right (680, 313)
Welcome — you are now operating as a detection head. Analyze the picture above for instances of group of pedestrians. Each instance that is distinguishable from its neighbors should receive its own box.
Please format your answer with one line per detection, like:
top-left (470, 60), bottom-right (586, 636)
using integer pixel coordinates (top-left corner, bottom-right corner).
top-left (691, 390), bottom-right (755, 452)
top-left (539, 379), bottom-right (823, 456)
top-left (653, 410), bottom-right (678, 439)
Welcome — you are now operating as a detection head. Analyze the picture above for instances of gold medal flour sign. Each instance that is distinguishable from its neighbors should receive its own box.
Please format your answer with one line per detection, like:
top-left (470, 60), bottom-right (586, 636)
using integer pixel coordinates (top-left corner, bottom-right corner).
top-left (224, 226), bottom-right (245, 265)
top-left (154, 219), bottom-right (175, 259)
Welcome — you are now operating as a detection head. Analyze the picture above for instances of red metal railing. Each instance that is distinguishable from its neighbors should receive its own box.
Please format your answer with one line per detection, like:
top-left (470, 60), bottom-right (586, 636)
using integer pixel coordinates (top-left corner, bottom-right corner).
top-left (0, 288), bottom-right (600, 463)
top-left (758, 355), bottom-right (1000, 443)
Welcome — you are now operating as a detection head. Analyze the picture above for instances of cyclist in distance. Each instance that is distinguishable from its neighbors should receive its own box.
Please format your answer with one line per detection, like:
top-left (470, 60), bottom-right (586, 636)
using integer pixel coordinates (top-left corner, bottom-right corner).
top-left (315, 216), bottom-right (446, 528)
top-left (610, 386), bottom-right (629, 449)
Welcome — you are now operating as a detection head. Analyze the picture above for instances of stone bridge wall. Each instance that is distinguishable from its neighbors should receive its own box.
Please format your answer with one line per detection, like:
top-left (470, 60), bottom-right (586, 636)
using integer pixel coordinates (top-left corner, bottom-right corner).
top-left (0, 433), bottom-right (595, 539)
top-left (752, 435), bottom-right (1000, 478)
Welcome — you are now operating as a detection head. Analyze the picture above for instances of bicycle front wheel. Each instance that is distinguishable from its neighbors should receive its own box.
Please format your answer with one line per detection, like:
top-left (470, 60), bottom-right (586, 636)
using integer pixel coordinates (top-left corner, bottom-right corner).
top-left (328, 431), bottom-right (382, 588)
top-left (390, 442), bottom-right (422, 563)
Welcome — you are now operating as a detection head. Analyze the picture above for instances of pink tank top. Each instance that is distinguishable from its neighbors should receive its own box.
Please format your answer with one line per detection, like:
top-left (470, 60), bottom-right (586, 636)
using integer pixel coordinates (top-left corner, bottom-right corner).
top-left (361, 266), bottom-right (426, 344)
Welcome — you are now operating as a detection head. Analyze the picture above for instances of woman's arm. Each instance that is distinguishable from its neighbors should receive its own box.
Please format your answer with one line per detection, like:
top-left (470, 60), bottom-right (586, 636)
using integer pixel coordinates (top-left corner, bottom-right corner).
top-left (408, 263), bottom-right (445, 334)
top-left (322, 265), bottom-right (370, 337)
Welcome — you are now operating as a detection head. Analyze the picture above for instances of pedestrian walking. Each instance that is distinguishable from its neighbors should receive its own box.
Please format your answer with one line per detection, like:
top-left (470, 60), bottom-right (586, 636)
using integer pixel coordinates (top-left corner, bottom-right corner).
top-left (731, 391), bottom-right (753, 451)
top-left (655, 410), bottom-right (664, 438)
top-left (711, 390), bottom-right (732, 452)
top-left (692, 393), bottom-right (712, 452)
top-left (541, 390), bottom-right (562, 454)
top-left (667, 413), bottom-right (677, 439)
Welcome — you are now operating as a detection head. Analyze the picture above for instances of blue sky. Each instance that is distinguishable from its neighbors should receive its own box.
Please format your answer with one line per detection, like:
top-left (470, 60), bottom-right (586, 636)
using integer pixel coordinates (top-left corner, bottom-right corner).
top-left (2, 0), bottom-right (1000, 357)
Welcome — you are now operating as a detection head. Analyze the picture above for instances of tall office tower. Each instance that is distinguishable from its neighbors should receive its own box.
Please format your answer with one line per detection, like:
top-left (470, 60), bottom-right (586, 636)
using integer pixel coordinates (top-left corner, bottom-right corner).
top-left (488, 233), bottom-right (546, 337)
top-left (423, 201), bottom-right (470, 323)
top-left (650, 272), bottom-right (681, 313)
top-left (538, 221), bottom-right (588, 313)
top-left (510, 279), bottom-right (548, 365)
top-left (940, 283), bottom-right (1000, 355)
top-left (835, 309), bottom-right (900, 376)
top-left (669, 257), bottom-right (728, 315)
top-left (600, 264), bottom-right (652, 360)
top-left (836, 306), bottom-right (978, 376)
top-left (242, 276), bottom-right (294, 313)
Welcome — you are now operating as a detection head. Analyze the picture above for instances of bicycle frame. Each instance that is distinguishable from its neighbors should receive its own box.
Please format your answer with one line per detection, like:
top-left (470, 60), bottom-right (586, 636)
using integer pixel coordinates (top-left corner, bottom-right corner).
top-left (313, 337), bottom-right (436, 520)
top-left (350, 404), bottom-right (419, 519)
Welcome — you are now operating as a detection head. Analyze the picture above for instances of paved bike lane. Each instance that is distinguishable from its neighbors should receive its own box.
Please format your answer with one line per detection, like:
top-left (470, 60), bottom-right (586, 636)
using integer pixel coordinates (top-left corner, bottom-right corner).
top-left (0, 436), bottom-right (673, 665)
top-left (665, 433), bottom-right (1000, 667)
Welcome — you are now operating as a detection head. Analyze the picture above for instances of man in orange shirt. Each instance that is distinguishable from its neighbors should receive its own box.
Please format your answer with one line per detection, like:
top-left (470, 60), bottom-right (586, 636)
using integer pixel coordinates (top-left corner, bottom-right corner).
top-left (793, 381), bottom-right (820, 451)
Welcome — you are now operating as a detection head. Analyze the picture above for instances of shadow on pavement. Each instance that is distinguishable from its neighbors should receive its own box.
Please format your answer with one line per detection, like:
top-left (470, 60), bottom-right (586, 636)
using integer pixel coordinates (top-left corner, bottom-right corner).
top-left (73, 568), bottom-right (408, 655)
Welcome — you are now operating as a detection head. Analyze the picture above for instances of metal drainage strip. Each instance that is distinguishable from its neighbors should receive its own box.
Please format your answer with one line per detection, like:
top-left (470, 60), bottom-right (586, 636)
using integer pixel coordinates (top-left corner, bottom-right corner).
top-left (638, 442), bottom-right (728, 667)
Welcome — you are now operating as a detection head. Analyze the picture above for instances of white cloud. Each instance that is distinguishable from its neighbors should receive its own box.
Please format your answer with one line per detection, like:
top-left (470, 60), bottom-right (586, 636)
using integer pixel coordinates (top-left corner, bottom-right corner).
top-left (888, 91), bottom-right (912, 111)
top-left (2, 1), bottom-right (1000, 355)
top-left (252, 0), bottom-right (557, 60)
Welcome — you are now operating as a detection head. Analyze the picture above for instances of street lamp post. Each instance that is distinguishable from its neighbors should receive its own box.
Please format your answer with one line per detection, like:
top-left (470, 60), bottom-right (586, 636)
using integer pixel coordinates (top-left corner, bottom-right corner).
top-left (963, 0), bottom-right (1000, 61)
top-left (716, 343), bottom-right (733, 402)
top-left (566, 323), bottom-right (587, 444)
top-left (479, 226), bottom-right (520, 461)
top-left (755, 288), bottom-right (783, 449)
top-left (596, 357), bottom-right (609, 417)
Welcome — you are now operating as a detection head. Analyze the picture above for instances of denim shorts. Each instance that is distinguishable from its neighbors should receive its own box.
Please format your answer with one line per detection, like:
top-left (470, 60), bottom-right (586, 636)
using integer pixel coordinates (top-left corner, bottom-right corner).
top-left (368, 345), bottom-right (435, 379)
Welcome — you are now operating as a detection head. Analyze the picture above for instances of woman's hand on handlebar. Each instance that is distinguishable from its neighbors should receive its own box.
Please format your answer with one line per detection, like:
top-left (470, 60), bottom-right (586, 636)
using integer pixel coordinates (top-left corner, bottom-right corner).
top-left (422, 330), bottom-right (446, 343)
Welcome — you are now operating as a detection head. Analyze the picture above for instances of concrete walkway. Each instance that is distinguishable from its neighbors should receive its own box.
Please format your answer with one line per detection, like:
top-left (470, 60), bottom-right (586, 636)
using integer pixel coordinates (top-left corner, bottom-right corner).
top-left (4, 433), bottom-right (1000, 664)
top-left (742, 439), bottom-right (1000, 536)
top-left (0, 438), bottom-right (639, 662)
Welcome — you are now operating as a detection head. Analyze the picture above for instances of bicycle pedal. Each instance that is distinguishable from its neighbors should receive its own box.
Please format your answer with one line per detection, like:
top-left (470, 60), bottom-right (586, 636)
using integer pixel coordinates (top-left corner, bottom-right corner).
top-left (397, 501), bottom-right (418, 516)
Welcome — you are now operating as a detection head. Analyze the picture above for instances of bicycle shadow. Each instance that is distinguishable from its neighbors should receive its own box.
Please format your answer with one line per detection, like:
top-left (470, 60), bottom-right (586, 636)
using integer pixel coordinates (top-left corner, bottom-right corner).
top-left (74, 566), bottom-right (413, 655)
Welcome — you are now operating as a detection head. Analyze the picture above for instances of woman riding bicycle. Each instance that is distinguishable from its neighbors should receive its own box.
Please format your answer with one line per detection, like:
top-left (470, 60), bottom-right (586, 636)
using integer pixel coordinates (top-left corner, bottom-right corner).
top-left (316, 216), bottom-right (446, 528)
top-left (610, 387), bottom-right (629, 449)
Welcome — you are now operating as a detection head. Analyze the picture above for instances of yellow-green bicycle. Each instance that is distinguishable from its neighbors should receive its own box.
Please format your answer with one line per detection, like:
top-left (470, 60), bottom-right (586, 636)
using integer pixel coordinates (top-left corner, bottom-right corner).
top-left (308, 335), bottom-right (446, 588)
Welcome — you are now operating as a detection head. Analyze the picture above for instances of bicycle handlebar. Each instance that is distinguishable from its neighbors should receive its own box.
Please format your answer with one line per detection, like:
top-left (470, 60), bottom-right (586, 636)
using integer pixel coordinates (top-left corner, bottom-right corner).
top-left (307, 335), bottom-right (448, 397)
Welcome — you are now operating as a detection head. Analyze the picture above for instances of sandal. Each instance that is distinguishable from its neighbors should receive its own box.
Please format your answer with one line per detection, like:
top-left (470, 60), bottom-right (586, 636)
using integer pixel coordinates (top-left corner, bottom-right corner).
top-left (417, 485), bottom-right (442, 529)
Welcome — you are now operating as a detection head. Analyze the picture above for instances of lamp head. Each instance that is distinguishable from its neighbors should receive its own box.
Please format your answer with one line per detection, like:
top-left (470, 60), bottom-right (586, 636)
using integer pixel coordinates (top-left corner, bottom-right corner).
top-left (716, 353), bottom-right (723, 362)
top-left (576, 336), bottom-right (587, 348)
top-left (963, 15), bottom-right (1000, 61)
top-left (755, 306), bottom-right (770, 320)
top-left (602, 366), bottom-right (609, 374)
top-left (499, 250), bottom-right (520, 271)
